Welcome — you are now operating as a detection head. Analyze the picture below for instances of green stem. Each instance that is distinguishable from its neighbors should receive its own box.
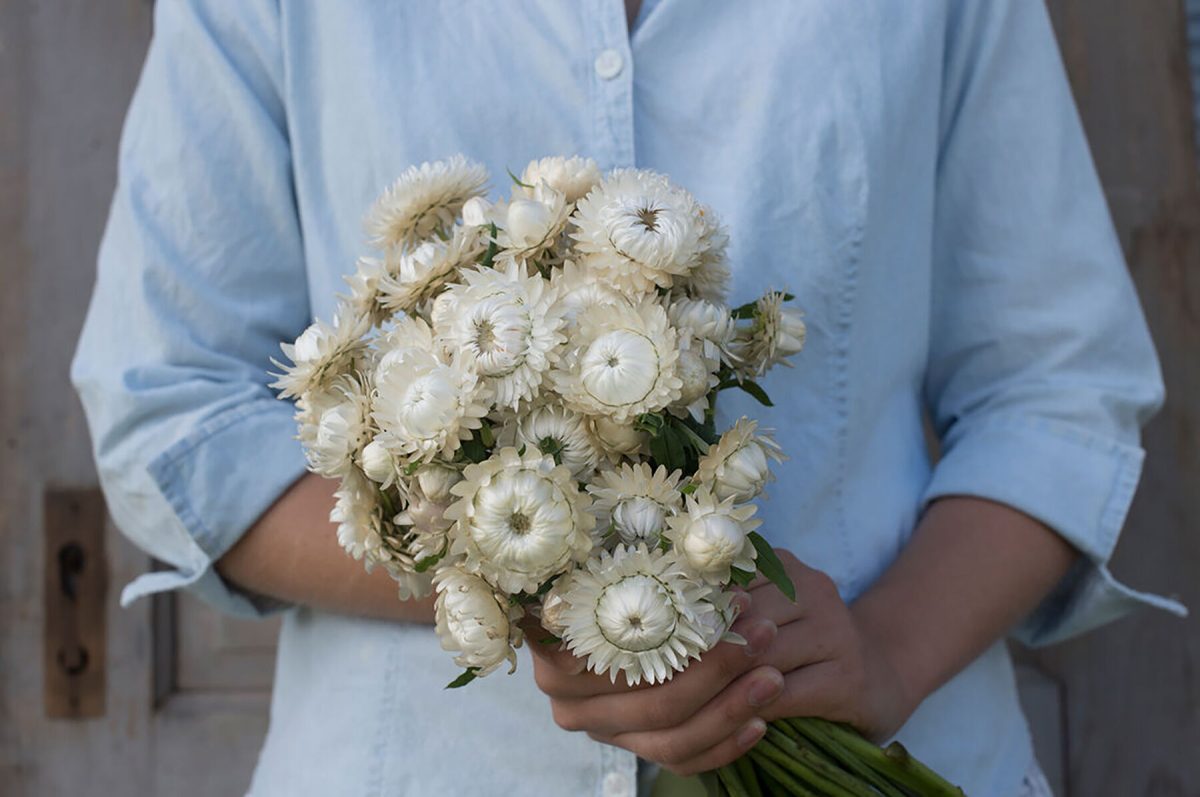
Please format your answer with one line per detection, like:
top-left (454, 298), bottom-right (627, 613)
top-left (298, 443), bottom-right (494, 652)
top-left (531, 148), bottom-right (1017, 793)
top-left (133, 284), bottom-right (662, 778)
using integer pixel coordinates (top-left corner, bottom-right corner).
top-left (751, 737), bottom-right (857, 797)
top-left (793, 719), bottom-right (966, 797)
top-left (765, 727), bottom-right (879, 797)
top-left (783, 720), bottom-right (908, 797)
top-left (716, 765), bottom-right (750, 797)
top-left (746, 753), bottom-right (820, 797)
top-left (733, 756), bottom-right (764, 797)
top-left (885, 741), bottom-right (966, 797)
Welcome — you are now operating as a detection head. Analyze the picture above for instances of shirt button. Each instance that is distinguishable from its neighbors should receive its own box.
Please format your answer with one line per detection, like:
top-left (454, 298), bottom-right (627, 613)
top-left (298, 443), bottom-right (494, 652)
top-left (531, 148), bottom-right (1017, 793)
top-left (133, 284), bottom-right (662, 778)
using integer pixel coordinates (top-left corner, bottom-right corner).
top-left (594, 48), bottom-right (624, 80)
top-left (602, 771), bottom-right (632, 797)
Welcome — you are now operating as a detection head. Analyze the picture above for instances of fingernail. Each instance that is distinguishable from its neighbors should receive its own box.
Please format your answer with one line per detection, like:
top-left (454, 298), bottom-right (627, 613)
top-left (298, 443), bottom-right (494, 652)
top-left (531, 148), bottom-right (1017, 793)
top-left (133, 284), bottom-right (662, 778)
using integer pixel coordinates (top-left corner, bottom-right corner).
top-left (748, 670), bottom-right (784, 707)
top-left (736, 718), bottom-right (767, 748)
top-left (743, 620), bottom-right (777, 657)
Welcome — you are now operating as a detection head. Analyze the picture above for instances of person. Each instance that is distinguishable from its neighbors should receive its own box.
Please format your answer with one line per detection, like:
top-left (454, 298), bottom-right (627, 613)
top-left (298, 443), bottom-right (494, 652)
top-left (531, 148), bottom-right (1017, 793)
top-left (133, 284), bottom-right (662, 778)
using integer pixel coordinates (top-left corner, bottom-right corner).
top-left (71, 1), bottom-right (1180, 795)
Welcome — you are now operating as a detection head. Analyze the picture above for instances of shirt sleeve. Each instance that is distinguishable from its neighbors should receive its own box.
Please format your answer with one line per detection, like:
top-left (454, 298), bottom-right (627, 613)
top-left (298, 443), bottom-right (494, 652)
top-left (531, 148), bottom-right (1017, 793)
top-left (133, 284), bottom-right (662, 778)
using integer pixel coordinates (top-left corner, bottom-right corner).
top-left (70, 0), bottom-right (309, 619)
top-left (922, 1), bottom-right (1185, 646)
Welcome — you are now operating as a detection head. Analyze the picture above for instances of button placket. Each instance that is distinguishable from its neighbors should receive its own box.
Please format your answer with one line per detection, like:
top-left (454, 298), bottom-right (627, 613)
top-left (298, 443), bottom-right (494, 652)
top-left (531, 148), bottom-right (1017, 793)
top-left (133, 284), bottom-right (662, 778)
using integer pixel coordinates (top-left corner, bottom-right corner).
top-left (585, 0), bottom-right (636, 170)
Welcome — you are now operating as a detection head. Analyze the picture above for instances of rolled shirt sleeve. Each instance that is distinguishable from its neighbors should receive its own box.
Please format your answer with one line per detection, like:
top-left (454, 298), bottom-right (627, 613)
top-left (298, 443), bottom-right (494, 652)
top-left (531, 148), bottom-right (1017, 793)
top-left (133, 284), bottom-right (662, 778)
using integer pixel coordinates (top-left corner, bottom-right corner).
top-left (70, 0), bottom-right (309, 618)
top-left (922, 1), bottom-right (1185, 645)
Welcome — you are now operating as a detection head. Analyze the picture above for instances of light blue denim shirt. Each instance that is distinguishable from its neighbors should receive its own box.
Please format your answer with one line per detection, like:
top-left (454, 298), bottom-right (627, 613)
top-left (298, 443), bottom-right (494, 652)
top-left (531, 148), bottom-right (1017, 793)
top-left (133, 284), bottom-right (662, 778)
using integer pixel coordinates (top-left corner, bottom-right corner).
top-left (72, 2), bottom-right (1183, 795)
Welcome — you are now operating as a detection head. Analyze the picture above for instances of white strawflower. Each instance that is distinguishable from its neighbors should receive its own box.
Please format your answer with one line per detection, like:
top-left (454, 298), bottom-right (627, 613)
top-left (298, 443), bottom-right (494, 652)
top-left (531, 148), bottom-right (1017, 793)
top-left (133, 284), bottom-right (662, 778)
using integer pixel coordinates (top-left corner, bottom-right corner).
top-left (434, 567), bottom-right (524, 676)
top-left (664, 487), bottom-right (762, 584)
top-left (697, 587), bottom-right (746, 649)
top-left (670, 344), bottom-right (717, 422)
top-left (538, 570), bottom-right (578, 638)
top-left (271, 312), bottom-right (370, 399)
top-left (359, 438), bottom-right (399, 486)
top-left (694, 417), bottom-right (785, 503)
top-left (304, 376), bottom-right (372, 478)
top-left (444, 447), bottom-right (595, 594)
top-left (435, 264), bottom-right (566, 409)
top-left (673, 205), bottom-right (731, 302)
top-left (561, 544), bottom-right (715, 686)
top-left (588, 416), bottom-right (648, 460)
top-left (667, 297), bottom-right (738, 365)
top-left (588, 463), bottom-right (684, 547)
top-left (552, 299), bottom-right (682, 423)
top-left (734, 291), bottom-right (807, 377)
top-left (548, 260), bottom-right (630, 335)
top-left (571, 169), bottom-right (705, 295)
top-left (367, 155), bottom-right (489, 250)
top-left (499, 403), bottom-right (601, 478)
top-left (520, 156), bottom-right (602, 204)
top-left (495, 183), bottom-right (571, 266)
top-left (414, 462), bottom-right (463, 503)
top-left (377, 224), bottom-right (485, 314)
top-left (373, 321), bottom-right (492, 462)
top-left (331, 467), bottom-right (383, 561)
top-left (429, 289), bottom-right (459, 332)
top-left (396, 495), bottom-right (453, 550)
top-left (338, 257), bottom-right (390, 327)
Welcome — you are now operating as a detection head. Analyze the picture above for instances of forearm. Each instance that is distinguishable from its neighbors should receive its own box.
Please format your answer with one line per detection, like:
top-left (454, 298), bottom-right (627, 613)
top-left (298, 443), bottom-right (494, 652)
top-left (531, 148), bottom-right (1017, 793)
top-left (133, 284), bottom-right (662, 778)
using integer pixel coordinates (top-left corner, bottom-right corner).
top-left (216, 473), bottom-right (435, 623)
top-left (850, 495), bottom-right (1078, 712)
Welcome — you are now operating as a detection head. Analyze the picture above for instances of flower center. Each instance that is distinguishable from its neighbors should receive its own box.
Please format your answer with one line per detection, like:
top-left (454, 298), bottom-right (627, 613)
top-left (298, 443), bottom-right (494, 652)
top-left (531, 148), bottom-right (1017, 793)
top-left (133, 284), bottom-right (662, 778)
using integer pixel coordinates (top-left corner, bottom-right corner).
top-left (595, 575), bottom-right (678, 652)
top-left (635, 206), bottom-right (661, 232)
top-left (508, 511), bottom-right (531, 535)
top-left (474, 319), bottom-right (498, 353)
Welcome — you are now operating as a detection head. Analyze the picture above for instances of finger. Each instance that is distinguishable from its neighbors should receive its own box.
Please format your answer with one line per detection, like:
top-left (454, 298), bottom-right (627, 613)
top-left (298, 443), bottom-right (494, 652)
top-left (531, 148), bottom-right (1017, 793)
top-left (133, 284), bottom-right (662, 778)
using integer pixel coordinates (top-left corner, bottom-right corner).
top-left (662, 717), bottom-right (769, 777)
top-left (755, 614), bottom-right (844, 676)
top-left (759, 660), bottom-right (855, 727)
top-left (605, 666), bottom-right (783, 771)
top-left (549, 618), bottom-right (778, 734)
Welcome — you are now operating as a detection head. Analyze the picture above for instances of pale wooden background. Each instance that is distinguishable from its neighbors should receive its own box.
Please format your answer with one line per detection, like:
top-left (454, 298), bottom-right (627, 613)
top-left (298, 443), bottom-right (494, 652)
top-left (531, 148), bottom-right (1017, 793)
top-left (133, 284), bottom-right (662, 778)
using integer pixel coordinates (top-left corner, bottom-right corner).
top-left (1, 2), bottom-right (1196, 795)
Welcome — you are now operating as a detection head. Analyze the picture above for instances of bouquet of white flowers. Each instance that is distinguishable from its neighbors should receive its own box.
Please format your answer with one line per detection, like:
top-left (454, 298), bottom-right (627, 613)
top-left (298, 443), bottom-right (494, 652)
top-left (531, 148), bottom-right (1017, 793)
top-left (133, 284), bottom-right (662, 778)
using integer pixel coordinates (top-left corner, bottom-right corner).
top-left (273, 156), bottom-right (964, 796)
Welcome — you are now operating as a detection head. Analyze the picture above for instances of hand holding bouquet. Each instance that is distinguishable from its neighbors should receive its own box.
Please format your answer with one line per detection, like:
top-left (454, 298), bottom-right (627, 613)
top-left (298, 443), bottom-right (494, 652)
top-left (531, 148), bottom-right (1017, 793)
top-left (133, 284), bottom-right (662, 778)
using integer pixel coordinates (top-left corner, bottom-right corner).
top-left (274, 155), bottom-right (965, 795)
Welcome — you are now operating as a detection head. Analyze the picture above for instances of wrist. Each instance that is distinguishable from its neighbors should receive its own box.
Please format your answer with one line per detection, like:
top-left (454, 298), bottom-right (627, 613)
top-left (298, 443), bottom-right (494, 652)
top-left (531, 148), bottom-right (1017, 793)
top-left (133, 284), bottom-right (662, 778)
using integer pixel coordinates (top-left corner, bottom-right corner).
top-left (849, 599), bottom-right (930, 735)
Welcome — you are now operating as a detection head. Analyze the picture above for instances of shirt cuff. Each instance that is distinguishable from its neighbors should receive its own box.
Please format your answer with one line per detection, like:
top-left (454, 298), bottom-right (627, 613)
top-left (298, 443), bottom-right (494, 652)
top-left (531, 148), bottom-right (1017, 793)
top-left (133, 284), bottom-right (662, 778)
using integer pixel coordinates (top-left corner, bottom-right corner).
top-left (120, 398), bottom-right (307, 619)
top-left (920, 412), bottom-right (1186, 646)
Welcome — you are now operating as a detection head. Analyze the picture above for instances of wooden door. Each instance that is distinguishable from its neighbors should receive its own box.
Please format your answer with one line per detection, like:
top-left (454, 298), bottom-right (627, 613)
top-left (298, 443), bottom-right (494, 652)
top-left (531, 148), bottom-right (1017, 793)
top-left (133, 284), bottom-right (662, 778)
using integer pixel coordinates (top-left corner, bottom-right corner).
top-left (0, 3), bottom-right (280, 794)
top-left (1, 2), bottom-right (1196, 796)
top-left (1017, 2), bottom-right (1200, 795)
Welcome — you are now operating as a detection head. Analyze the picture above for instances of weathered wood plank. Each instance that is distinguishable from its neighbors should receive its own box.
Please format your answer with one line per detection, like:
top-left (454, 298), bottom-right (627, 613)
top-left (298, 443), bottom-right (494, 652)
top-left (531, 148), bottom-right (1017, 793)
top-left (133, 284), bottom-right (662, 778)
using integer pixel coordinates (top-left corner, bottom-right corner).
top-left (1030, 2), bottom-right (1200, 795)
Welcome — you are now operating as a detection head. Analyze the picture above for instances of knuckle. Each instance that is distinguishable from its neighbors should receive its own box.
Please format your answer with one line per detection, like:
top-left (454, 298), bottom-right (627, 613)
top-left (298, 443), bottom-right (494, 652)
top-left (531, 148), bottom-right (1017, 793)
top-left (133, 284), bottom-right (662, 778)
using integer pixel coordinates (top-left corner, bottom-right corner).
top-left (645, 696), bottom-right (683, 729)
top-left (551, 702), bottom-right (581, 733)
top-left (808, 569), bottom-right (838, 599)
top-left (649, 736), bottom-right (688, 767)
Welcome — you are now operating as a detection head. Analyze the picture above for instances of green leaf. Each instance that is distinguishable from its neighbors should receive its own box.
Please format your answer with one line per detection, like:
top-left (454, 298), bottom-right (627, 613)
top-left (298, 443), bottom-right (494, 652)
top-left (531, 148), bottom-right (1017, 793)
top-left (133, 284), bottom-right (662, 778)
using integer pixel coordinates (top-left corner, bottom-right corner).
top-left (648, 433), bottom-right (671, 469)
top-left (723, 379), bottom-right (773, 407)
top-left (538, 635), bottom-right (562, 645)
top-left (445, 667), bottom-right (480, 689)
top-left (480, 222), bottom-right (499, 268)
top-left (414, 551), bottom-right (445, 573)
top-left (634, 412), bottom-right (665, 435)
top-left (506, 167), bottom-right (533, 189)
top-left (748, 532), bottom-right (796, 601)
top-left (673, 419), bottom-right (712, 453)
top-left (730, 299), bottom-right (758, 319)
top-left (460, 436), bottom-right (488, 463)
top-left (680, 482), bottom-right (698, 496)
top-left (403, 460), bottom-right (423, 476)
top-left (729, 567), bottom-right (757, 587)
top-left (479, 423), bottom-right (495, 447)
top-left (664, 425), bottom-right (686, 470)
